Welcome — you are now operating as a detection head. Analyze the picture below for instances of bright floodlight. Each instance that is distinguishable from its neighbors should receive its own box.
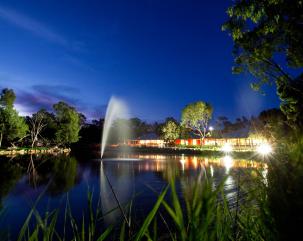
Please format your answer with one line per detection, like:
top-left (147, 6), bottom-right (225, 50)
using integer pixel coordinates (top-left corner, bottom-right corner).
top-left (209, 126), bottom-right (214, 131)
top-left (221, 143), bottom-right (232, 153)
top-left (223, 155), bottom-right (233, 174)
top-left (257, 143), bottom-right (272, 156)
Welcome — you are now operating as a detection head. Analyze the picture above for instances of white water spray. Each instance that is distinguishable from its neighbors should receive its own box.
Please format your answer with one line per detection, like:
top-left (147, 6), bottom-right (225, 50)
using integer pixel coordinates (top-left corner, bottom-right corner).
top-left (100, 96), bottom-right (129, 158)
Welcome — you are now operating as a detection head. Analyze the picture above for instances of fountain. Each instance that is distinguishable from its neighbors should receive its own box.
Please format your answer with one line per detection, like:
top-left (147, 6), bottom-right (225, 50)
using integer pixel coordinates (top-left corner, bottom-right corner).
top-left (100, 96), bottom-right (141, 161)
top-left (100, 96), bottom-right (129, 158)
top-left (99, 96), bottom-right (137, 227)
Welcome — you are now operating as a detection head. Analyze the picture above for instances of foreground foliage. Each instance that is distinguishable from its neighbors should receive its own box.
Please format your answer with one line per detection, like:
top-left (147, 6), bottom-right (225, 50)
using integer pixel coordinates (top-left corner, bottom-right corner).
top-left (223, 0), bottom-right (303, 128)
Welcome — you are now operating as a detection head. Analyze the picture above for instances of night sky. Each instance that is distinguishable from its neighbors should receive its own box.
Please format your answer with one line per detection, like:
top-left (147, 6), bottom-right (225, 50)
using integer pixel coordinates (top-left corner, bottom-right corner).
top-left (0, 0), bottom-right (280, 122)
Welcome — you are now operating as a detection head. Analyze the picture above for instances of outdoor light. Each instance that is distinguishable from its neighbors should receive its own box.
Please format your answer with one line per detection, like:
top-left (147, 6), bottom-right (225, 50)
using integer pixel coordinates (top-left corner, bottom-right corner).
top-left (209, 126), bottom-right (214, 131)
top-left (221, 143), bottom-right (232, 153)
top-left (223, 155), bottom-right (233, 174)
top-left (257, 143), bottom-right (272, 156)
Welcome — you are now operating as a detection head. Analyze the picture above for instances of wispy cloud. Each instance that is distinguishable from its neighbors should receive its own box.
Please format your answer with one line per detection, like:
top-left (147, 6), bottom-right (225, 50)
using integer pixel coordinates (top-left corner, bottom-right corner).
top-left (0, 5), bottom-right (68, 46)
top-left (14, 84), bottom-right (105, 120)
top-left (16, 85), bottom-right (80, 113)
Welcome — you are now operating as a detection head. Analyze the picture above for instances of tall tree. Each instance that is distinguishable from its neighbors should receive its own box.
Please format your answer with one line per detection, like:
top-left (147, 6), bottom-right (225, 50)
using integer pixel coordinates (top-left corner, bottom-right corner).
top-left (0, 89), bottom-right (28, 147)
top-left (29, 111), bottom-right (47, 148)
top-left (53, 101), bottom-right (81, 146)
top-left (35, 109), bottom-right (57, 145)
top-left (181, 101), bottom-right (213, 144)
top-left (222, 0), bottom-right (303, 128)
top-left (161, 120), bottom-right (180, 144)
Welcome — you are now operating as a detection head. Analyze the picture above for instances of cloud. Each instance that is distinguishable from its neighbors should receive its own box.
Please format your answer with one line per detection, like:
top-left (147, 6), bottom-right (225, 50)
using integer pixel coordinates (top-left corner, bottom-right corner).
top-left (0, 4), bottom-right (88, 54)
top-left (14, 84), bottom-right (105, 120)
top-left (15, 85), bottom-right (79, 113)
top-left (0, 5), bottom-right (68, 46)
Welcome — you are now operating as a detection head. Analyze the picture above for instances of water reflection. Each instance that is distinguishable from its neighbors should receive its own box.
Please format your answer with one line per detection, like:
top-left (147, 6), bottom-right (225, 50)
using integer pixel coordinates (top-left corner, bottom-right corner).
top-left (0, 153), bottom-right (266, 240)
top-left (100, 161), bottom-right (135, 225)
top-left (116, 153), bottom-right (265, 174)
top-left (180, 154), bottom-right (186, 171)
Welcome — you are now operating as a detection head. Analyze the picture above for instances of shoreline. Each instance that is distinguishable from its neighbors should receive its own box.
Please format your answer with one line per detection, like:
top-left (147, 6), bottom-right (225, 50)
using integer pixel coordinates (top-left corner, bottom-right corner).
top-left (0, 147), bottom-right (71, 156)
top-left (0, 144), bottom-right (263, 161)
top-left (103, 146), bottom-right (262, 160)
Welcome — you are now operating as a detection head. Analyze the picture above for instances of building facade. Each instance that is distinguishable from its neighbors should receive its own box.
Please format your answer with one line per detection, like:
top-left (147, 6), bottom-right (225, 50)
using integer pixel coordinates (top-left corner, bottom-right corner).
top-left (127, 137), bottom-right (265, 148)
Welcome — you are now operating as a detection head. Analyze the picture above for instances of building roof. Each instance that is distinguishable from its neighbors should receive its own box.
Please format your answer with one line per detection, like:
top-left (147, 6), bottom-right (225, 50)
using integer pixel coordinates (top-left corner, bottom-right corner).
top-left (137, 132), bottom-right (159, 140)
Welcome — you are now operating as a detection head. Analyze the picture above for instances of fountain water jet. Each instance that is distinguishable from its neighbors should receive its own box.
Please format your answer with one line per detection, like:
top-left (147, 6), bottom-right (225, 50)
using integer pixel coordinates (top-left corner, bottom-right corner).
top-left (99, 96), bottom-right (134, 227)
top-left (101, 96), bottom-right (129, 158)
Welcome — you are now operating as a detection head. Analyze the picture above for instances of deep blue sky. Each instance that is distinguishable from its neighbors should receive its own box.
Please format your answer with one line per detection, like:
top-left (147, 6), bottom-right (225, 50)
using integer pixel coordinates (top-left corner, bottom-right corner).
top-left (0, 0), bottom-right (280, 122)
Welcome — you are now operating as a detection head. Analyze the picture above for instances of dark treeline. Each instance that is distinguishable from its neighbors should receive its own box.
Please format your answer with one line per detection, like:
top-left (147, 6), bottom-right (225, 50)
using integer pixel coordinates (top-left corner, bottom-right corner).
top-left (1, 87), bottom-right (288, 150)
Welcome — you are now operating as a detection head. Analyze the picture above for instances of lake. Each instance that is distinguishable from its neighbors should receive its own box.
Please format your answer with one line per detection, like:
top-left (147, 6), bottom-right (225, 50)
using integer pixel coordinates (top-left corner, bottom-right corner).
top-left (0, 152), bottom-right (265, 240)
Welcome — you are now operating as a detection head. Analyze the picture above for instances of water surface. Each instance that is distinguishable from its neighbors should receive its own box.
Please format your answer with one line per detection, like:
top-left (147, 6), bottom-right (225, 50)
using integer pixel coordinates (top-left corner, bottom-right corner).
top-left (0, 153), bottom-right (264, 240)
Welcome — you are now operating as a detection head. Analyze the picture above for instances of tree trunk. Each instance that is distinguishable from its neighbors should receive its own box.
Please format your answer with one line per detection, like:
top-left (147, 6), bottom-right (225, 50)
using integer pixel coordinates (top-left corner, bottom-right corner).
top-left (0, 132), bottom-right (2, 148)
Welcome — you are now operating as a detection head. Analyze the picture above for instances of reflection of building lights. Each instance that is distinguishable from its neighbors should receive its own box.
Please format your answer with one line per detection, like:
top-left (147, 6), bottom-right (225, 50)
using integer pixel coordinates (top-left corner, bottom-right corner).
top-left (223, 155), bottom-right (233, 173)
top-left (210, 165), bottom-right (214, 177)
top-left (257, 143), bottom-right (272, 156)
top-left (180, 154), bottom-right (186, 171)
top-left (192, 156), bottom-right (198, 169)
top-left (221, 143), bottom-right (233, 153)
top-left (225, 176), bottom-right (236, 200)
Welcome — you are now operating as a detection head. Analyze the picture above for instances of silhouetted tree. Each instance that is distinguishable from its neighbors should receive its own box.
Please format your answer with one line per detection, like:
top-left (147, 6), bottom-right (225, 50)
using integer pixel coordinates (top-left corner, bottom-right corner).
top-left (0, 89), bottom-right (28, 147)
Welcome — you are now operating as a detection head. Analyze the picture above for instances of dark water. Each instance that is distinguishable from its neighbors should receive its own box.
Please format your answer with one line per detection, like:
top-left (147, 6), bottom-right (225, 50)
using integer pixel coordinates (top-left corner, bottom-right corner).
top-left (0, 153), bottom-right (265, 240)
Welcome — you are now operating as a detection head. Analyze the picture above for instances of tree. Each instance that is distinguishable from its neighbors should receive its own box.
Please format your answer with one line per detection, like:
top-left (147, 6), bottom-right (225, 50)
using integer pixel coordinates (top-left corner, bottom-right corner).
top-left (53, 101), bottom-right (81, 146)
top-left (109, 118), bottom-right (131, 144)
top-left (37, 109), bottom-right (57, 144)
top-left (249, 108), bottom-right (290, 141)
top-left (0, 89), bottom-right (28, 147)
top-left (128, 118), bottom-right (149, 138)
top-left (0, 88), bottom-right (16, 108)
top-left (29, 111), bottom-right (47, 148)
top-left (161, 120), bottom-right (180, 144)
top-left (79, 118), bottom-right (103, 144)
top-left (181, 101), bottom-right (213, 144)
top-left (222, 0), bottom-right (303, 128)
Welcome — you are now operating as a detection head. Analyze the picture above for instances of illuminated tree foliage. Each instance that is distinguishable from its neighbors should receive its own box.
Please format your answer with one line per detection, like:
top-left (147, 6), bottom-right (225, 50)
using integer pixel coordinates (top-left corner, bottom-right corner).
top-left (0, 89), bottom-right (28, 147)
top-left (161, 120), bottom-right (180, 143)
top-left (29, 111), bottom-right (47, 148)
top-left (181, 101), bottom-right (213, 142)
top-left (53, 101), bottom-right (81, 146)
top-left (34, 109), bottom-right (57, 144)
top-left (222, 0), bottom-right (303, 128)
